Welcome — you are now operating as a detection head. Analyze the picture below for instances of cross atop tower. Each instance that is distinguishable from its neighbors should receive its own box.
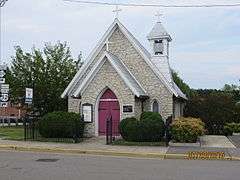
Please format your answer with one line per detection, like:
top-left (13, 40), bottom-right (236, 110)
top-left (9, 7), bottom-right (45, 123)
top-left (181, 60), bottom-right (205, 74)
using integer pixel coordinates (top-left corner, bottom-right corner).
top-left (113, 4), bottom-right (122, 19)
top-left (155, 11), bottom-right (163, 22)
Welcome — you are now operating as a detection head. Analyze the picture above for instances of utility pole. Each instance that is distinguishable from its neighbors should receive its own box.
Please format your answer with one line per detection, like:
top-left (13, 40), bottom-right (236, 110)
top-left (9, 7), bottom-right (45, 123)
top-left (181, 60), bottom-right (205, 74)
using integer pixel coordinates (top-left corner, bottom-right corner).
top-left (0, 0), bottom-right (7, 66)
top-left (0, 0), bottom-right (8, 110)
top-left (0, 0), bottom-right (7, 7)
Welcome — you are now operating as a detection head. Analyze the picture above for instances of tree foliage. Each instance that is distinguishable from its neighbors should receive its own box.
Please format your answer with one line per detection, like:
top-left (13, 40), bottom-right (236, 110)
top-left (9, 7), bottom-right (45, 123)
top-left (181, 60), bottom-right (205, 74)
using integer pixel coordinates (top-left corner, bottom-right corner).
top-left (184, 89), bottom-right (240, 135)
top-left (171, 70), bottom-right (192, 97)
top-left (6, 42), bottom-right (78, 115)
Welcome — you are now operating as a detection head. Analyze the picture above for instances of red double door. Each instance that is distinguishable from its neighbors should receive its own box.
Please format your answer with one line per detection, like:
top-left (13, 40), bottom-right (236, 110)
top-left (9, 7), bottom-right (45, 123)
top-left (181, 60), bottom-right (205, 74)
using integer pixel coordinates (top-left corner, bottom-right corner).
top-left (98, 89), bottom-right (120, 135)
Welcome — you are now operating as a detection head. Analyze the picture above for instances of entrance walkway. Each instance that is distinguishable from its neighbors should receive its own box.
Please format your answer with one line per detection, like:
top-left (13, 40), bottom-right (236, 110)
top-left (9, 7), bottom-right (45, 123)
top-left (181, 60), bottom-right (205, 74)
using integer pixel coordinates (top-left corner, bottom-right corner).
top-left (200, 135), bottom-right (236, 148)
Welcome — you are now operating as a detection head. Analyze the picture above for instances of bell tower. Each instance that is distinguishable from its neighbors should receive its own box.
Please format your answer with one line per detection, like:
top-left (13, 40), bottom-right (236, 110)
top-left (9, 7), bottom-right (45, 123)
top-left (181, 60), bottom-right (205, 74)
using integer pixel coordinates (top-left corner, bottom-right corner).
top-left (147, 14), bottom-right (173, 83)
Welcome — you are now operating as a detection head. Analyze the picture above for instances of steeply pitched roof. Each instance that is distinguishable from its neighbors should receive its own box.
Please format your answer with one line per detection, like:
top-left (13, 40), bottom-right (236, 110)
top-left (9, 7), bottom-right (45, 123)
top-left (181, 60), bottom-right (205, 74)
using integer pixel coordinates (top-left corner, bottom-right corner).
top-left (147, 22), bottom-right (172, 41)
top-left (173, 82), bottom-right (188, 100)
top-left (62, 18), bottom-right (186, 99)
top-left (72, 51), bottom-right (147, 98)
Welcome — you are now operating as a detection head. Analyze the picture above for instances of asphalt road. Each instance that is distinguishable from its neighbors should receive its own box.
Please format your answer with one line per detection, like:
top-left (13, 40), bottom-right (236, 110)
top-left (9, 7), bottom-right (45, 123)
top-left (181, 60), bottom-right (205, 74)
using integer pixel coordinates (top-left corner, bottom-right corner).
top-left (0, 151), bottom-right (240, 180)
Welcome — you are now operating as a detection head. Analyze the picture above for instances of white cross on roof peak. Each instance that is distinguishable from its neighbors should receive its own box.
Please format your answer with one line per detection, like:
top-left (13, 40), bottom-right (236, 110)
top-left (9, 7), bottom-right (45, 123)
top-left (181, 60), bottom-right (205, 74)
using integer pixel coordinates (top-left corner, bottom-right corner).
top-left (113, 4), bottom-right (122, 19)
top-left (155, 11), bottom-right (163, 22)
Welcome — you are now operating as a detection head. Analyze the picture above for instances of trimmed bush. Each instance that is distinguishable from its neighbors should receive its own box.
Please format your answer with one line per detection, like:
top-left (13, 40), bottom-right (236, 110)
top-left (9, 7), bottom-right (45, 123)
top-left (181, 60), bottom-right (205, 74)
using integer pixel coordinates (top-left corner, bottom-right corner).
top-left (171, 117), bottom-right (205, 143)
top-left (224, 123), bottom-right (240, 136)
top-left (119, 117), bottom-right (139, 142)
top-left (119, 112), bottom-right (165, 142)
top-left (38, 111), bottom-right (84, 138)
top-left (140, 112), bottom-right (165, 141)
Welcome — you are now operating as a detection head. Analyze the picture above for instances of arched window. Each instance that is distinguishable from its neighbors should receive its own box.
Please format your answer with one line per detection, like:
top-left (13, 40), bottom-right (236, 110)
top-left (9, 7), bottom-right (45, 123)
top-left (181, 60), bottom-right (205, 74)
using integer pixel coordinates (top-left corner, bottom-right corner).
top-left (152, 100), bottom-right (159, 113)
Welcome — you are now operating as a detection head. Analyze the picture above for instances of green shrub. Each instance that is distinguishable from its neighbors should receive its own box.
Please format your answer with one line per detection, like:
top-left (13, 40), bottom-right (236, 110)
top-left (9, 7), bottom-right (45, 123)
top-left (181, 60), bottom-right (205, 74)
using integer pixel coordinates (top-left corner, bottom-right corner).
top-left (224, 123), bottom-right (240, 136)
top-left (171, 117), bottom-right (205, 143)
top-left (119, 117), bottom-right (139, 142)
top-left (140, 112), bottom-right (165, 141)
top-left (119, 112), bottom-right (165, 142)
top-left (38, 111), bottom-right (84, 138)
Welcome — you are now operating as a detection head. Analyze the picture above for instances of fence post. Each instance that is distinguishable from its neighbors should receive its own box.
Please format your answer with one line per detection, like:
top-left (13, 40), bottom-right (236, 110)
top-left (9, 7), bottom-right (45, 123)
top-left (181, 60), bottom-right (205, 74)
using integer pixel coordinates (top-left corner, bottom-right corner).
top-left (23, 117), bottom-right (27, 141)
top-left (165, 116), bottom-right (172, 147)
top-left (106, 118), bottom-right (109, 145)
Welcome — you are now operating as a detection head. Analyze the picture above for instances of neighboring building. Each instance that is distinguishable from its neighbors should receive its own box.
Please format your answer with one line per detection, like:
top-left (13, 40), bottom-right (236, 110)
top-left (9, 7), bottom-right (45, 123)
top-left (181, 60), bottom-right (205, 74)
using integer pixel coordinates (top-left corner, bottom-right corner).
top-left (62, 18), bottom-right (187, 137)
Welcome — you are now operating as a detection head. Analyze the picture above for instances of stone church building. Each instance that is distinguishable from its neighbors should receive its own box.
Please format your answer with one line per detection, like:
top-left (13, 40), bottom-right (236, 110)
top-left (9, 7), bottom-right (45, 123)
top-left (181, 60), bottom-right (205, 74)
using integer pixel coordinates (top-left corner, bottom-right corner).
top-left (62, 18), bottom-right (187, 137)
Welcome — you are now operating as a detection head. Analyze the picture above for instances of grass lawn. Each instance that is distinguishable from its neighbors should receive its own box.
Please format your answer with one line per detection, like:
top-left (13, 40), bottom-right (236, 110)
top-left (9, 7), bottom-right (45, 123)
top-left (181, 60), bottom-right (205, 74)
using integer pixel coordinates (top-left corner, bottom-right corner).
top-left (112, 139), bottom-right (166, 146)
top-left (0, 127), bottom-right (24, 140)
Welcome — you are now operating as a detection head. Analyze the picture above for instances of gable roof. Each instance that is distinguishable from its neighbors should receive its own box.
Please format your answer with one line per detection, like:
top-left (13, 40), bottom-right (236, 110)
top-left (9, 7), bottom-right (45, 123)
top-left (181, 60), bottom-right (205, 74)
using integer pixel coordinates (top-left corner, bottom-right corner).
top-left (62, 18), bottom-right (186, 99)
top-left (72, 51), bottom-right (147, 98)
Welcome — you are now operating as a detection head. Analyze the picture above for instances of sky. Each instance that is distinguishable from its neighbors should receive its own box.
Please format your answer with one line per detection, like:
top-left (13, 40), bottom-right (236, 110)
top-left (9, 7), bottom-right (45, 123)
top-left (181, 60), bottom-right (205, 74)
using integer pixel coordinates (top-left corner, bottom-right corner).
top-left (1, 0), bottom-right (240, 89)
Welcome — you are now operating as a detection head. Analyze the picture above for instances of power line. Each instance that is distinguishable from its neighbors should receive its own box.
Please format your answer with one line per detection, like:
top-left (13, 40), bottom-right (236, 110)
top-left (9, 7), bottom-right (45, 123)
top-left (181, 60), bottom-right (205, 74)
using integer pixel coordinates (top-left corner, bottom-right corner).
top-left (63, 0), bottom-right (240, 8)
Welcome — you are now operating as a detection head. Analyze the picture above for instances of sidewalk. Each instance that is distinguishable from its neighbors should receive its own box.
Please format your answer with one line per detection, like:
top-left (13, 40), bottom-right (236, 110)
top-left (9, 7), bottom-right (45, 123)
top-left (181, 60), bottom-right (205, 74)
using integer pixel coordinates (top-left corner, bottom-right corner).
top-left (0, 138), bottom-right (240, 161)
top-left (0, 138), bottom-right (168, 159)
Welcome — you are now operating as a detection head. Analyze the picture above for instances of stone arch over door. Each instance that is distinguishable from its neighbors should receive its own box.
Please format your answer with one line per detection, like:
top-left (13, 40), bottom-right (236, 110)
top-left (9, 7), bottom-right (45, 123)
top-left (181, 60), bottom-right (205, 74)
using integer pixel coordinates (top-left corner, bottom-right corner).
top-left (98, 88), bottom-right (120, 135)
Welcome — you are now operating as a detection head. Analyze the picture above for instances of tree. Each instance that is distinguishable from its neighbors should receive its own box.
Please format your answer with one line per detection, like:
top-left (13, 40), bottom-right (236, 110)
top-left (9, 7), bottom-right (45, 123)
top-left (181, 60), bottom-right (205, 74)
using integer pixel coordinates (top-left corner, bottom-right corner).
top-left (6, 42), bottom-right (78, 115)
top-left (171, 70), bottom-right (192, 97)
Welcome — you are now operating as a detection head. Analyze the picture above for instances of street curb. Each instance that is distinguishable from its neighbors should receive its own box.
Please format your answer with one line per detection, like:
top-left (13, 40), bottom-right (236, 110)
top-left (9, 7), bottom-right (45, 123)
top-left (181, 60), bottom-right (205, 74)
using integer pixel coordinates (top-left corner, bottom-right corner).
top-left (0, 145), bottom-right (238, 161)
top-left (0, 145), bottom-right (165, 159)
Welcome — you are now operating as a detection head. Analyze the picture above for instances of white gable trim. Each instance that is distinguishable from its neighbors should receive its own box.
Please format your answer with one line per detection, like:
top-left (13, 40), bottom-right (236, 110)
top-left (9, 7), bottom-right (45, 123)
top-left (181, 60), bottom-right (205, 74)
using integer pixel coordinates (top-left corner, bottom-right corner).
top-left (72, 52), bottom-right (147, 98)
top-left (62, 18), bottom-right (178, 98)
top-left (61, 20), bottom-right (118, 98)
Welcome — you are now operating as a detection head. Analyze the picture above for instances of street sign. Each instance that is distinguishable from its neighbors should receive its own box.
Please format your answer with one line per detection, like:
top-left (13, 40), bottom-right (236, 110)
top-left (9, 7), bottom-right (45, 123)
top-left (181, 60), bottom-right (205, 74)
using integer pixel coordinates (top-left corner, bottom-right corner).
top-left (0, 93), bottom-right (8, 102)
top-left (0, 70), bottom-right (5, 78)
top-left (25, 88), bottom-right (33, 104)
top-left (0, 84), bottom-right (9, 94)
top-left (0, 78), bottom-right (5, 84)
top-left (0, 102), bottom-right (8, 107)
top-left (0, 64), bottom-right (7, 71)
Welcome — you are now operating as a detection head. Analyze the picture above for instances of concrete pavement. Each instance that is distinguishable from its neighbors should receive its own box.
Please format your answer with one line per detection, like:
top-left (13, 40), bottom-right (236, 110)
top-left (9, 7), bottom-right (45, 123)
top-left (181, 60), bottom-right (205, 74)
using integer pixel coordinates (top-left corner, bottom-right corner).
top-left (0, 135), bottom-right (240, 161)
top-left (0, 151), bottom-right (240, 180)
top-left (200, 135), bottom-right (236, 148)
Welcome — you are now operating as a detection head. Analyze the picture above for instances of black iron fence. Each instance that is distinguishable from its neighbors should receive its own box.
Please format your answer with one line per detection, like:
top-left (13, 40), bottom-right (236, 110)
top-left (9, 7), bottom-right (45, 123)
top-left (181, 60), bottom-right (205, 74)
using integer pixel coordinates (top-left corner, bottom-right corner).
top-left (165, 115), bottom-right (173, 146)
top-left (24, 114), bottom-right (83, 143)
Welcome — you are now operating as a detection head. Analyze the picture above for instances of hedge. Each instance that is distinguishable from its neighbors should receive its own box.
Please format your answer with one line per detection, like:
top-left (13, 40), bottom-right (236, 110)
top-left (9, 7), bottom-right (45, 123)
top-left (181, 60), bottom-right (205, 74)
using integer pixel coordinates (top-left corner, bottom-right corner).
top-left (184, 90), bottom-right (240, 135)
top-left (119, 112), bottom-right (165, 142)
top-left (224, 123), bottom-right (240, 136)
top-left (38, 111), bottom-right (84, 138)
top-left (170, 117), bottom-right (205, 143)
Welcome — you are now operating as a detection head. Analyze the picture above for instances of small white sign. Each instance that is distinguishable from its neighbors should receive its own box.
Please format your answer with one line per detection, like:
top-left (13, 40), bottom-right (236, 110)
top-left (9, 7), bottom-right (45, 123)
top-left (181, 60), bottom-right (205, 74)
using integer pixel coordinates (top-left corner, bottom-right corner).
top-left (0, 102), bottom-right (8, 107)
top-left (0, 93), bottom-right (9, 102)
top-left (82, 104), bottom-right (92, 123)
top-left (1, 84), bottom-right (9, 94)
top-left (0, 78), bottom-right (5, 84)
top-left (0, 70), bottom-right (5, 78)
top-left (26, 88), bottom-right (33, 99)
top-left (0, 65), bottom-right (7, 71)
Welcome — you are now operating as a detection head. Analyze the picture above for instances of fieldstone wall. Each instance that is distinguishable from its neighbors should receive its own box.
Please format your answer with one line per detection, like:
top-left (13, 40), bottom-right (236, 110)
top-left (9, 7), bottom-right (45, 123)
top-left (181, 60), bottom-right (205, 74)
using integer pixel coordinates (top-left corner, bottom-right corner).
top-left (80, 59), bottom-right (136, 136)
top-left (68, 98), bottom-right (81, 113)
top-left (68, 25), bottom-right (174, 137)
top-left (108, 27), bottom-right (173, 120)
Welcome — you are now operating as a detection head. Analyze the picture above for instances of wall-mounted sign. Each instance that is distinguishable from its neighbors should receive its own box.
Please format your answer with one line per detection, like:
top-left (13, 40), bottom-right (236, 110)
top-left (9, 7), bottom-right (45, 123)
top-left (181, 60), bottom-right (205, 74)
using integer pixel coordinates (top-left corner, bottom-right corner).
top-left (82, 103), bottom-right (93, 123)
top-left (123, 105), bottom-right (133, 113)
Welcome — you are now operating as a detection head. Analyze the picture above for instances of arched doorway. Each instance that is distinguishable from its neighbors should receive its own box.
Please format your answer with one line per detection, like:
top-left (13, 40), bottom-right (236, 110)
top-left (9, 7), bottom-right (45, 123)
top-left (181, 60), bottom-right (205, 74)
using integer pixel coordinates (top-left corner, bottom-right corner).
top-left (98, 89), bottom-right (120, 135)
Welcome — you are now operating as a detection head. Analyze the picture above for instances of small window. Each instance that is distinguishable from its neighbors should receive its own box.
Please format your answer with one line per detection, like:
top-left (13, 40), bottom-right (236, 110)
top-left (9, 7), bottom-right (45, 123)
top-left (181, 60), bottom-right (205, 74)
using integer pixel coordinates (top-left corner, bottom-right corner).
top-left (154, 40), bottom-right (163, 55)
top-left (152, 100), bottom-right (159, 113)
